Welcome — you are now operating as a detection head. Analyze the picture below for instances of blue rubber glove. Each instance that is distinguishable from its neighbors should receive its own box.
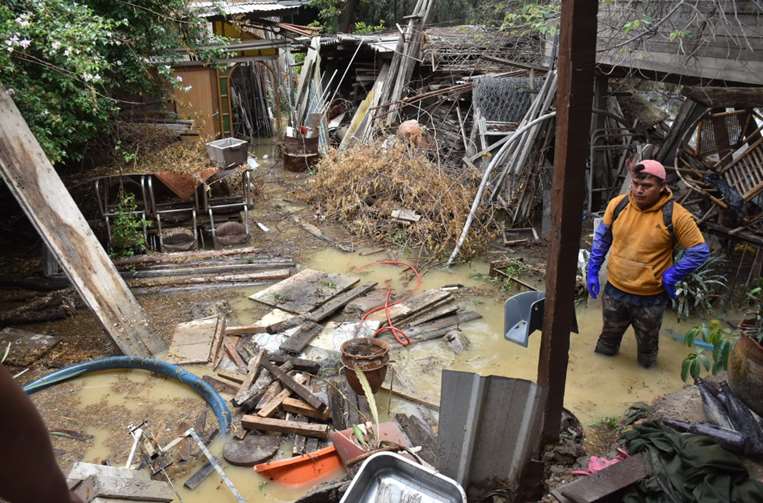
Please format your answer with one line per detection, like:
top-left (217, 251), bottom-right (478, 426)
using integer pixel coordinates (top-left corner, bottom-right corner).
top-left (662, 243), bottom-right (711, 300)
top-left (587, 222), bottom-right (612, 299)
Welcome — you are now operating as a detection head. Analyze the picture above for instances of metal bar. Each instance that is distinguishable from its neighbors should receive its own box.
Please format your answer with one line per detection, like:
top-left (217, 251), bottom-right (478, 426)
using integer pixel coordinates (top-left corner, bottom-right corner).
top-left (537, 0), bottom-right (598, 445)
top-left (186, 428), bottom-right (246, 503)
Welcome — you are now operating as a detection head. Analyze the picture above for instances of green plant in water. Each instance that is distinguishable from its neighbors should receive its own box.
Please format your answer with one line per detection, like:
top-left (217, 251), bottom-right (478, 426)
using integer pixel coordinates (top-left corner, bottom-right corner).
top-left (680, 320), bottom-right (737, 382)
top-left (110, 192), bottom-right (145, 258)
top-left (673, 253), bottom-right (727, 320)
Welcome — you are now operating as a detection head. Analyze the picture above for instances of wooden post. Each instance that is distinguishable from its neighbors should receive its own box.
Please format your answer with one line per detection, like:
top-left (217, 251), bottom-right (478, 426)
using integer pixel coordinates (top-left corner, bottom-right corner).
top-left (537, 1), bottom-right (598, 445)
top-left (0, 86), bottom-right (165, 357)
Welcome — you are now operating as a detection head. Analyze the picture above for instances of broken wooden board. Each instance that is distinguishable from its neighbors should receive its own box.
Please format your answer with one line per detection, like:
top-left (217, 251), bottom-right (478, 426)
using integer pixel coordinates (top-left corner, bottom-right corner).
top-left (279, 321), bottom-right (324, 355)
top-left (127, 269), bottom-right (291, 288)
top-left (68, 462), bottom-right (150, 483)
top-left (241, 416), bottom-right (330, 439)
top-left (404, 303), bottom-right (460, 327)
top-left (72, 474), bottom-right (174, 502)
top-left (395, 414), bottom-right (437, 466)
top-left (238, 361), bottom-right (294, 411)
top-left (165, 316), bottom-right (218, 364)
top-left (397, 311), bottom-right (482, 345)
top-left (249, 268), bottom-right (359, 315)
top-left (258, 373), bottom-right (307, 417)
top-left (0, 327), bottom-right (61, 366)
top-left (344, 288), bottom-right (390, 315)
top-left (261, 359), bottom-right (326, 411)
top-left (223, 434), bottom-right (280, 466)
top-left (282, 397), bottom-right (331, 420)
top-left (304, 282), bottom-right (377, 322)
top-left (202, 375), bottom-right (239, 396)
top-left (550, 453), bottom-right (649, 503)
top-left (114, 246), bottom-right (261, 267)
top-left (0, 86), bottom-right (164, 357)
top-left (367, 289), bottom-right (452, 325)
top-left (233, 349), bottom-right (265, 405)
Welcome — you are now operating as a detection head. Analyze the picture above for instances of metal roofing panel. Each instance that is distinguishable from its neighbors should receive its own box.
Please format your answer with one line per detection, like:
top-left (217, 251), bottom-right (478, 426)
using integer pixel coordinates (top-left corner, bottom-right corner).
top-left (192, 1), bottom-right (306, 17)
top-left (437, 370), bottom-right (546, 489)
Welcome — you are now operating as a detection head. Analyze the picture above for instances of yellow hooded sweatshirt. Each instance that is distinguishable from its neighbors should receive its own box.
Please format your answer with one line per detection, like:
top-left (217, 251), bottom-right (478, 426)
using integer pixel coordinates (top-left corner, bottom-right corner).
top-left (603, 191), bottom-right (705, 296)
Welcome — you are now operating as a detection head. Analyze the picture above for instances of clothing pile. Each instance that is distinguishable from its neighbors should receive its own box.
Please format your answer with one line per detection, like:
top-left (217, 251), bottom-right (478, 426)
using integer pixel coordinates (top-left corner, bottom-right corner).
top-left (622, 422), bottom-right (763, 503)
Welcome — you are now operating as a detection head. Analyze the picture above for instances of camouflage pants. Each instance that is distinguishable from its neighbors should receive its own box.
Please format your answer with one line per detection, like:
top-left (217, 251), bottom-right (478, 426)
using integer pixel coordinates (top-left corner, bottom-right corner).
top-left (595, 290), bottom-right (667, 368)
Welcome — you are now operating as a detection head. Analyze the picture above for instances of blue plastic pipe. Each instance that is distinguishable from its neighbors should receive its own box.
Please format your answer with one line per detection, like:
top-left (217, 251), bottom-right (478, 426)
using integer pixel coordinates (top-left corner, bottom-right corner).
top-left (24, 356), bottom-right (232, 434)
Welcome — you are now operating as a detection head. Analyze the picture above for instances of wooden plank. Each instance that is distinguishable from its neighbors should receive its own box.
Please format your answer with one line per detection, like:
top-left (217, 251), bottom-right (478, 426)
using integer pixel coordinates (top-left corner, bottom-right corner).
top-left (368, 289), bottom-right (451, 324)
top-left (121, 260), bottom-right (294, 279)
top-left (224, 339), bottom-right (248, 372)
top-left (395, 413), bottom-right (437, 465)
top-left (241, 416), bottom-right (329, 439)
top-left (0, 85), bottom-right (164, 357)
top-left (73, 475), bottom-right (174, 502)
top-left (540, 0), bottom-right (596, 446)
top-left (282, 397), bottom-right (331, 420)
top-left (267, 353), bottom-right (321, 374)
top-left (183, 462), bottom-right (215, 490)
top-left (234, 349), bottom-right (265, 405)
top-left (216, 370), bottom-right (246, 384)
top-left (257, 373), bottom-right (307, 417)
top-left (202, 375), bottom-right (239, 395)
top-left (114, 246), bottom-right (261, 267)
top-left (279, 321), bottom-right (324, 354)
top-left (210, 316), bottom-right (227, 366)
top-left (551, 453), bottom-right (648, 502)
top-left (255, 380), bottom-right (283, 410)
top-left (225, 324), bottom-right (269, 336)
top-left (304, 282), bottom-right (378, 322)
top-left (249, 268), bottom-right (360, 314)
top-left (404, 304), bottom-right (460, 327)
top-left (395, 311), bottom-right (482, 344)
top-left (127, 269), bottom-right (291, 288)
top-left (166, 316), bottom-right (218, 365)
top-left (260, 359), bottom-right (326, 411)
top-left (237, 361), bottom-right (294, 411)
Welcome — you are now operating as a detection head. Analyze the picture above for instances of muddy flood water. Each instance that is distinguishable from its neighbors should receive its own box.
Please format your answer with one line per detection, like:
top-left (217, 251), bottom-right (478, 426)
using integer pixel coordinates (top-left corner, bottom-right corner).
top-left (31, 247), bottom-right (697, 502)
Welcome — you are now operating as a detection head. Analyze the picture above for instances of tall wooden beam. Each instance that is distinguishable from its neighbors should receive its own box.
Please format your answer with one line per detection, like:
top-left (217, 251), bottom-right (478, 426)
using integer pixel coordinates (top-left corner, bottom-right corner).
top-left (538, 0), bottom-right (598, 444)
top-left (0, 86), bottom-right (164, 357)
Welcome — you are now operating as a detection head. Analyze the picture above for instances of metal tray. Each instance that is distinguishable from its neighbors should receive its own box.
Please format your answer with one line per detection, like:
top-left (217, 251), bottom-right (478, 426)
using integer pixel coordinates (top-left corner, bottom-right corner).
top-left (340, 452), bottom-right (466, 503)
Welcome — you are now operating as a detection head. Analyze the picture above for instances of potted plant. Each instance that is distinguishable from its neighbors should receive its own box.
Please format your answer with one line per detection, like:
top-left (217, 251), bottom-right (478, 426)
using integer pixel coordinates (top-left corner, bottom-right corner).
top-left (727, 287), bottom-right (763, 416)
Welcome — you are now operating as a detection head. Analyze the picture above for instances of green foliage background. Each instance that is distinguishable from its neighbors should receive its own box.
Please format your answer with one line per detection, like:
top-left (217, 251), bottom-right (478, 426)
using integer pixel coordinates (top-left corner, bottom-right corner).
top-left (0, 0), bottom-right (221, 165)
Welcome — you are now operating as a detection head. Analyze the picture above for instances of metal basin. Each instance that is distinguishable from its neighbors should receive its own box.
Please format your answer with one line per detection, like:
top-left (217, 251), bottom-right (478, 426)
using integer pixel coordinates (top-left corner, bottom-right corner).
top-left (340, 452), bottom-right (466, 503)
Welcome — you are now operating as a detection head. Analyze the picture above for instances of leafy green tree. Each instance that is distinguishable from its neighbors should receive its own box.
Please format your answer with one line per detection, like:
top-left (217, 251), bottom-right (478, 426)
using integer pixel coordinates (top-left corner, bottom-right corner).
top-left (0, 0), bottom-right (221, 165)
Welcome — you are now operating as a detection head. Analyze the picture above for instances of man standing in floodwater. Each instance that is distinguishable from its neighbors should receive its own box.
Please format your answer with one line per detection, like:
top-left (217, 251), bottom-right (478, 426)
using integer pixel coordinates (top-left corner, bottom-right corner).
top-left (586, 160), bottom-right (710, 368)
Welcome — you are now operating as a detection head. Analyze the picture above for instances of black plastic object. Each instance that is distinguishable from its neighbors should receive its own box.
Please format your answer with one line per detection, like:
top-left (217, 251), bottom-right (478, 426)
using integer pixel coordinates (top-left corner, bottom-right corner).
top-left (503, 291), bottom-right (578, 347)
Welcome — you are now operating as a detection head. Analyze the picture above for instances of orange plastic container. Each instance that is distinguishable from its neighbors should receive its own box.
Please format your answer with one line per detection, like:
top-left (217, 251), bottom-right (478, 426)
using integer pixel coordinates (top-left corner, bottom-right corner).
top-left (254, 445), bottom-right (343, 486)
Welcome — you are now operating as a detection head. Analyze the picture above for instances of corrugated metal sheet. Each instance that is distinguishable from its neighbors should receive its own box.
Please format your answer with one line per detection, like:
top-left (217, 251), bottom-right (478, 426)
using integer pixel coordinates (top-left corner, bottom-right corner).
top-left (192, 1), bottom-right (307, 17)
top-left (436, 371), bottom-right (545, 490)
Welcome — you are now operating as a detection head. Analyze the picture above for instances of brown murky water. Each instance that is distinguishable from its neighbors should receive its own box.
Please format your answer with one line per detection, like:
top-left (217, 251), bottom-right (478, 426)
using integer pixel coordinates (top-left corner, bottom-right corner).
top-left (32, 247), bottom-right (694, 502)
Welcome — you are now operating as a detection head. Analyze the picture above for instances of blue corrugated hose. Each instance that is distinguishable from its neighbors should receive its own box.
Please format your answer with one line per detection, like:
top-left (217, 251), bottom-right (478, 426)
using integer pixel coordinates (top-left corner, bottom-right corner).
top-left (23, 356), bottom-right (231, 434)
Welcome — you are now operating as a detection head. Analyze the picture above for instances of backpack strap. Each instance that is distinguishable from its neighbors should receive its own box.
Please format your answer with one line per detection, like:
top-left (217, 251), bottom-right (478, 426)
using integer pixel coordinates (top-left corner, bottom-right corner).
top-left (663, 200), bottom-right (675, 244)
top-left (612, 195), bottom-right (630, 222)
top-left (611, 195), bottom-right (675, 241)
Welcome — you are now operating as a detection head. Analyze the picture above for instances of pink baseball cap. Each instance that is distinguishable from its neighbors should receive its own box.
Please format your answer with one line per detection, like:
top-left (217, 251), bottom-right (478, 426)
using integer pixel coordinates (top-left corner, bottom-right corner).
top-left (634, 159), bottom-right (666, 181)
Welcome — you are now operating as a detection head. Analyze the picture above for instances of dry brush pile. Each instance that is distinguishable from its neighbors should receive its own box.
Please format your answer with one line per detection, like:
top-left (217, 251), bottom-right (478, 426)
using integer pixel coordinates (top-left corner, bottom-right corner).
top-left (305, 141), bottom-right (499, 259)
